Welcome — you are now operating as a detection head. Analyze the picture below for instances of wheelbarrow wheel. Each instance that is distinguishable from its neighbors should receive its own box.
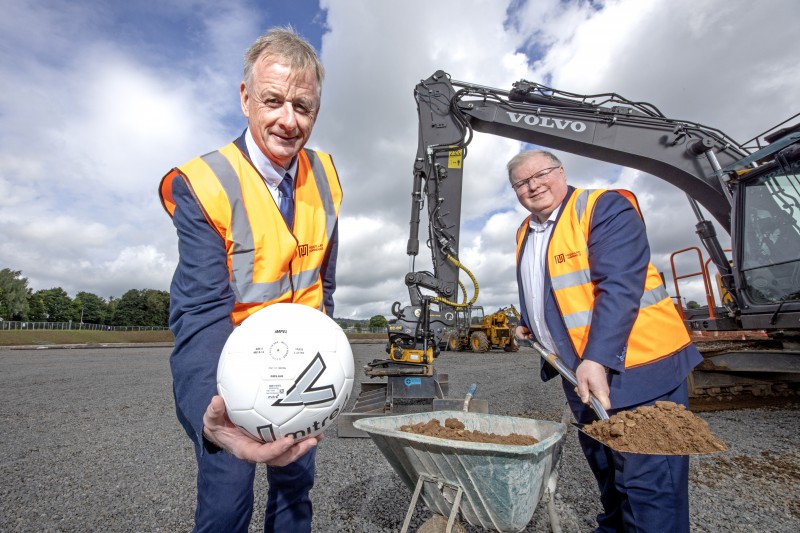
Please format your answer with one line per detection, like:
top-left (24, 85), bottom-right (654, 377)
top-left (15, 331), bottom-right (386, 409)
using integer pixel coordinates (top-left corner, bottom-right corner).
top-left (418, 514), bottom-right (467, 533)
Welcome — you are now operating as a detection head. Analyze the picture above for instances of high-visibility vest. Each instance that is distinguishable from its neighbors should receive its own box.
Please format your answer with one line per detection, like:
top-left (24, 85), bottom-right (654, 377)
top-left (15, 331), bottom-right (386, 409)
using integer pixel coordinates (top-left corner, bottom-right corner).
top-left (516, 188), bottom-right (689, 368)
top-left (160, 143), bottom-right (342, 325)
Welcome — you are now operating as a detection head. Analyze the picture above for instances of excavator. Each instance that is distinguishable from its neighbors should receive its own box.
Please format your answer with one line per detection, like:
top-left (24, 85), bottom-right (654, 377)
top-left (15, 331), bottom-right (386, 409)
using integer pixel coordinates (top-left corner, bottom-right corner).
top-left (337, 70), bottom-right (800, 436)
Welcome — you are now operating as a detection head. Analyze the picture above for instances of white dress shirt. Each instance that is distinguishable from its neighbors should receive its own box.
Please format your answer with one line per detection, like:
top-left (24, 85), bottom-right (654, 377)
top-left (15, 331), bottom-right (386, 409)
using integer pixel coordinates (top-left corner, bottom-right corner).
top-left (244, 128), bottom-right (298, 205)
top-left (520, 206), bottom-right (562, 354)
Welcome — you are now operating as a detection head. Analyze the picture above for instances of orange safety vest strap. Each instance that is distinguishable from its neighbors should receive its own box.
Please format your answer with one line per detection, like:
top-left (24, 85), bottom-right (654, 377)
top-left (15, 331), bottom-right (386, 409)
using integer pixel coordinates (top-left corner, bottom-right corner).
top-left (159, 169), bottom-right (180, 216)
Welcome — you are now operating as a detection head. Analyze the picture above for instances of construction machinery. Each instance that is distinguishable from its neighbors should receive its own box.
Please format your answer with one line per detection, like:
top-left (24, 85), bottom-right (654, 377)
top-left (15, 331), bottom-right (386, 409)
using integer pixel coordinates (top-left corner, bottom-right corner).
top-left (340, 70), bottom-right (799, 436)
top-left (388, 70), bottom-right (799, 397)
top-left (447, 305), bottom-right (520, 353)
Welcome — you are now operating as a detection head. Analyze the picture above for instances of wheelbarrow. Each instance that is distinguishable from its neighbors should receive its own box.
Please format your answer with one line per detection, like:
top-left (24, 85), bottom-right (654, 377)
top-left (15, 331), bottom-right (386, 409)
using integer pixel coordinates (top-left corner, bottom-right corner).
top-left (353, 411), bottom-right (567, 532)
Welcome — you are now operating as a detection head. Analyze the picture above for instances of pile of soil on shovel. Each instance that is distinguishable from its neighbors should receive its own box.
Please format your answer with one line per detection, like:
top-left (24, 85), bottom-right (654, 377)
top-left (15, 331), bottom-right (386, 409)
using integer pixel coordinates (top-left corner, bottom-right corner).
top-left (583, 401), bottom-right (727, 454)
top-left (399, 417), bottom-right (539, 445)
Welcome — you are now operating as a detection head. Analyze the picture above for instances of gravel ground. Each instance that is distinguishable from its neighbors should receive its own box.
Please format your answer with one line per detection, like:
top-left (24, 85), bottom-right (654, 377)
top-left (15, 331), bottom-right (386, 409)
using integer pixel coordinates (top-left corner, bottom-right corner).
top-left (1, 343), bottom-right (798, 532)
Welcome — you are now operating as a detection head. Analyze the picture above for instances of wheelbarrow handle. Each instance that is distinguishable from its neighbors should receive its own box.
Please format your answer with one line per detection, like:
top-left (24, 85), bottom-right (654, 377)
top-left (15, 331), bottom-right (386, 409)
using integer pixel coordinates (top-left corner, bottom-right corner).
top-left (519, 338), bottom-right (610, 421)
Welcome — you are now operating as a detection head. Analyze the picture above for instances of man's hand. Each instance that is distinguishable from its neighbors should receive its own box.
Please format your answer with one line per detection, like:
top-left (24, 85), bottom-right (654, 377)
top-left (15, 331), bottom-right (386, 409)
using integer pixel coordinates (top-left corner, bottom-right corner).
top-left (515, 325), bottom-right (532, 341)
top-left (202, 395), bottom-right (319, 465)
top-left (575, 359), bottom-right (611, 411)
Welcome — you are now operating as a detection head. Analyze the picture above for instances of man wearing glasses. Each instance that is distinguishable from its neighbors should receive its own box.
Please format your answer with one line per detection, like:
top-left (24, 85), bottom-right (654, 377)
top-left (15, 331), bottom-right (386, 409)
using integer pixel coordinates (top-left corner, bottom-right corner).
top-left (510, 149), bottom-right (702, 532)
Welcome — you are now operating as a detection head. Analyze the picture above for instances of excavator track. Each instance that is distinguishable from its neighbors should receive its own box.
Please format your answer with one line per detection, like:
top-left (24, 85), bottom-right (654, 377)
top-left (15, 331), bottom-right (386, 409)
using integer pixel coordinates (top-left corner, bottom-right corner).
top-left (689, 337), bottom-right (800, 406)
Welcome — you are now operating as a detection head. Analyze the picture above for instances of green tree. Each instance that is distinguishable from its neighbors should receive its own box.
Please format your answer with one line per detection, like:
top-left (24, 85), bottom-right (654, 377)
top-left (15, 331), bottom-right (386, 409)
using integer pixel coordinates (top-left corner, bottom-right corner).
top-left (73, 292), bottom-right (108, 324)
top-left (144, 289), bottom-right (170, 327)
top-left (686, 300), bottom-right (700, 309)
top-left (112, 289), bottom-right (170, 326)
top-left (0, 268), bottom-right (30, 320)
top-left (27, 291), bottom-right (47, 321)
top-left (36, 287), bottom-right (73, 322)
top-left (106, 296), bottom-right (118, 325)
top-left (368, 314), bottom-right (388, 329)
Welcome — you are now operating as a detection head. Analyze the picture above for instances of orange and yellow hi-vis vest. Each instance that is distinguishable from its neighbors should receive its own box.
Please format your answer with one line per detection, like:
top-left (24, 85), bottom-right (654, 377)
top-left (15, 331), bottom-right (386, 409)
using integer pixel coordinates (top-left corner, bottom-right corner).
top-left (516, 188), bottom-right (689, 369)
top-left (159, 143), bottom-right (342, 325)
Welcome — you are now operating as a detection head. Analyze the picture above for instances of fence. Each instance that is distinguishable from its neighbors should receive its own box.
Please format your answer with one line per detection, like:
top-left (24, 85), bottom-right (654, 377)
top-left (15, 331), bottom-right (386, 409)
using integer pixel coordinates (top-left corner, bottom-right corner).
top-left (0, 320), bottom-right (168, 332)
top-left (1, 321), bottom-right (382, 334)
top-left (342, 326), bottom-right (386, 334)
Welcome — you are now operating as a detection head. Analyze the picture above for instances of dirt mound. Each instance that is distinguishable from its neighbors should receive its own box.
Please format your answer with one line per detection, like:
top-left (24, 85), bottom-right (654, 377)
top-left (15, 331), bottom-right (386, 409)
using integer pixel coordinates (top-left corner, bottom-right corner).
top-left (400, 417), bottom-right (539, 446)
top-left (583, 401), bottom-right (727, 455)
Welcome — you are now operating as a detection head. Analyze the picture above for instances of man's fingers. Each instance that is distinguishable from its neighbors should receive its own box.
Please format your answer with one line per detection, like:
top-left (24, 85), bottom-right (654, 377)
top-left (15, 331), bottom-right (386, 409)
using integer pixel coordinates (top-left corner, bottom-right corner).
top-left (253, 436), bottom-right (318, 466)
top-left (594, 390), bottom-right (611, 410)
top-left (204, 395), bottom-right (229, 428)
top-left (577, 382), bottom-right (590, 404)
top-left (208, 395), bottom-right (224, 416)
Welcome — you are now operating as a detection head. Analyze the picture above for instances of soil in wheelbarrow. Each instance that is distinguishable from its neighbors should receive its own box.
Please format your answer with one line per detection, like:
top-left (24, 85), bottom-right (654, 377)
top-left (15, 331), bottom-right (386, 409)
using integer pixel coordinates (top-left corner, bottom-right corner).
top-left (582, 401), bottom-right (727, 454)
top-left (400, 417), bottom-right (540, 445)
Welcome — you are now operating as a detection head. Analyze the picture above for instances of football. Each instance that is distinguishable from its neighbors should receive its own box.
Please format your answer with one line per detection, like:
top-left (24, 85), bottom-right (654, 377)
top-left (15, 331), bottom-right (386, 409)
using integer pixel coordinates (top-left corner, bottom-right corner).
top-left (216, 303), bottom-right (354, 442)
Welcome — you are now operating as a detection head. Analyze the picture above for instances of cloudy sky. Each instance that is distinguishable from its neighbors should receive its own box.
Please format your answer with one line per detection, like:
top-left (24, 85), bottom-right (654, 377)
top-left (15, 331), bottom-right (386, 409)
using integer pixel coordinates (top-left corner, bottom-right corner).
top-left (1, 0), bottom-right (798, 319)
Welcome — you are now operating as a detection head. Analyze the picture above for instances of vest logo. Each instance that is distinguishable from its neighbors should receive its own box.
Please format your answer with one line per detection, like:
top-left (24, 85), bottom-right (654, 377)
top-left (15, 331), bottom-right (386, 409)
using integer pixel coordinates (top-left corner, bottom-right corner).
top-left (554, 251), bottom-right (582, 263)
top-left (298, 243), bottom-right (325, 257)
top-left (274, 329), bottom-right (287, 334)
top-left (507, 112), bottom-right (587, 132)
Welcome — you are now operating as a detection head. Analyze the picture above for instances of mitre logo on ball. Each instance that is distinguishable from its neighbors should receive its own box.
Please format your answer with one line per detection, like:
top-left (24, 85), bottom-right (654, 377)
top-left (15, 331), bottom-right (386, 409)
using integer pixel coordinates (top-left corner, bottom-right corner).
top-left (216, 303), bottom-right (355, 442)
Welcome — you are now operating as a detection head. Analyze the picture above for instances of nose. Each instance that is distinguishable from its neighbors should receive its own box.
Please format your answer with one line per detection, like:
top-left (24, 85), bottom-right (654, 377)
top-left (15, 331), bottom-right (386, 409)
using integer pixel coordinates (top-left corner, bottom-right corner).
top-left (276, 102), bottom-right (297, 130)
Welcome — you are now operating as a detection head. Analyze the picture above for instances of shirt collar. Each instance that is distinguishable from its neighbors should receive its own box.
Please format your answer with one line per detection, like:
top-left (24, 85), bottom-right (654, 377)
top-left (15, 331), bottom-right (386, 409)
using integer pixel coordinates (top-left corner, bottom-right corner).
top-left (244, 128), bottom-right (298, 188)
top-left (529, 204), bottom-right (561, 231)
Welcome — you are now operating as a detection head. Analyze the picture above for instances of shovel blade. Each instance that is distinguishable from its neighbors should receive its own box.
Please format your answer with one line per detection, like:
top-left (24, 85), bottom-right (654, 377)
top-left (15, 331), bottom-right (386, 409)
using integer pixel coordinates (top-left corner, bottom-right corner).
top-left (431, 398), bottom-right (489, 413)
top-left (571, 423), bottom-right (724, 456)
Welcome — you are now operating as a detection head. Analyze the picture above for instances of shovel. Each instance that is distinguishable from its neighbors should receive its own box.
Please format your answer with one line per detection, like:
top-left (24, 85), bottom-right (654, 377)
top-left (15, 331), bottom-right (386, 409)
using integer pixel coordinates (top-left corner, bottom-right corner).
top-left (521, 339), bottom-right (609, 421)
top-left (519, 338), bottom-right (726, 455)
top-left (432, 382), bottom-right (489, 413)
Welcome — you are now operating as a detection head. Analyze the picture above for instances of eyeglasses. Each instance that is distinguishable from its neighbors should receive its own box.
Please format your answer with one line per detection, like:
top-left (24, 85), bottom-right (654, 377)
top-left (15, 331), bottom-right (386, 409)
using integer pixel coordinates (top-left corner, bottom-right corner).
top-left (511, 166), bottom-right (562, 191)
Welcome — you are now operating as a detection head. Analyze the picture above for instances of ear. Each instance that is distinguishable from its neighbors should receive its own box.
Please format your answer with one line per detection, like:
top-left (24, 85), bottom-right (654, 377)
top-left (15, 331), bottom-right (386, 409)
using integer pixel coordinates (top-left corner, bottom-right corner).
top-left (240, 81), bottom-right (250, 119)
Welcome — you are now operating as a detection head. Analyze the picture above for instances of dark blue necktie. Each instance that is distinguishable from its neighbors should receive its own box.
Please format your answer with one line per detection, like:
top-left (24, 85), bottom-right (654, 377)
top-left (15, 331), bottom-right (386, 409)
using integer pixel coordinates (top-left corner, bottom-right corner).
top-left (278, 173), bottom-right (294, 227)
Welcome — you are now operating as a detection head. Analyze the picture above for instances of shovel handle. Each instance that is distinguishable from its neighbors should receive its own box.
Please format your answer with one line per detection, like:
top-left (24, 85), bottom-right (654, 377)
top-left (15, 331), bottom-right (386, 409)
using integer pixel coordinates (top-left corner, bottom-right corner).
top-left (519, 338), bottom-right (610, 421)
top-left (463, 383), bottom-right (477, 412)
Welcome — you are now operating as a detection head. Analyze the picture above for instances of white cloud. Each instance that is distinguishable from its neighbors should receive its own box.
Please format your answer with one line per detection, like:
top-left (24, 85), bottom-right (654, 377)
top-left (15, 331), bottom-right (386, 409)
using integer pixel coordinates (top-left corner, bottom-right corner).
top-left (2, 0), bottom-right (798, 319)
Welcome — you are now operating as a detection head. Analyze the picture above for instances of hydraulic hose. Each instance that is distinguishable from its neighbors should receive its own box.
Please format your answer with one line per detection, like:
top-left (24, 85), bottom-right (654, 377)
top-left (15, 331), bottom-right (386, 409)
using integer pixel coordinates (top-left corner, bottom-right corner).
top-left (432, 254), bottom-right (479, 308)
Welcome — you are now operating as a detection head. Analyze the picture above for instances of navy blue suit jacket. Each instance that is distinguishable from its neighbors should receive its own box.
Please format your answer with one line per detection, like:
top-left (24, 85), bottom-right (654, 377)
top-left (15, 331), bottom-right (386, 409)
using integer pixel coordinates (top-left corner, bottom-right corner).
top-left (516, 187), bottom-right (701, 409)
top-left (166, 133), bottom-right (339, 447)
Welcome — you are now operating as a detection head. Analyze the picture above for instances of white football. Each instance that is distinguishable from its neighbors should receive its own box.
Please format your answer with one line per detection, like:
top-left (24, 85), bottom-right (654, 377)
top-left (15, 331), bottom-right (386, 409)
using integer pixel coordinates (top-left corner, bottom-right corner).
top-left (216, 303), bottom-right (354, 442)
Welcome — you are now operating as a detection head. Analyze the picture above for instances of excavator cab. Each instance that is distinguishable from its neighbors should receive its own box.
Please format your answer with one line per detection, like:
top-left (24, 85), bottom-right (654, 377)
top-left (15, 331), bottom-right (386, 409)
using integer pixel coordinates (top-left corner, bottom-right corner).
top-left (738, 167), bottom-right (800, 306)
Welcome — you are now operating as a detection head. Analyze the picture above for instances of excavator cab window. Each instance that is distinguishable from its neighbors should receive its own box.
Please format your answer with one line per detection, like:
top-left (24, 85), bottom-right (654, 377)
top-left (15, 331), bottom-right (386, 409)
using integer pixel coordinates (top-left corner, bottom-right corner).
top-left (740, 168), bottom-right (800, 304)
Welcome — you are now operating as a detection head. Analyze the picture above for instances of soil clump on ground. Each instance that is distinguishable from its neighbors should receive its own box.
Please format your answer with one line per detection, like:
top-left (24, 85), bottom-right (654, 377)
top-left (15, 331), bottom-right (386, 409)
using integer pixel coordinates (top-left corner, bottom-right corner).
top-left (583, 401), bottom-right (727, 454)
top-left (400, 417), bottom-right (539, 445)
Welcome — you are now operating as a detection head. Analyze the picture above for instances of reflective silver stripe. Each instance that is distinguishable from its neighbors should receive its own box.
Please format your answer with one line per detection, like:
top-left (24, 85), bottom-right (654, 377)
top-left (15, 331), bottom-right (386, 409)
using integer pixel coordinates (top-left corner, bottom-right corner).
top-left (551, 268), bottom-right (591, 291)
top-left (293, 266), bottom-right (321, 292)
top-left (573, 189), bottom-right (592, 224)
top-left (304, 149), bottom-right (337, 242)
top-left (640, 285), bottom-right (669, 308)
top-left (562, 285), bottom-right (669, 331)
top-left (200, 150), bottom-right (291, 303)
top-left (563, 309), bottom-right (592, 330)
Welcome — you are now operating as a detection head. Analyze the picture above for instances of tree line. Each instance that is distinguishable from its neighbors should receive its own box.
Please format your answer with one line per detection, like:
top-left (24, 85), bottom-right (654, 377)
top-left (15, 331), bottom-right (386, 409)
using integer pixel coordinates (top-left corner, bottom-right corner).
top-left (0, 268), bottom-right (169, 327)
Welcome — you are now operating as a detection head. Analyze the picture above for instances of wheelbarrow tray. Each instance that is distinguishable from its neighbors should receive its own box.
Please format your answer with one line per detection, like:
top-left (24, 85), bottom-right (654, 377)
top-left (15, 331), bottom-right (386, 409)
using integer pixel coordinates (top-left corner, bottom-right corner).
top-left (354, 411), bottom-right (566, 532)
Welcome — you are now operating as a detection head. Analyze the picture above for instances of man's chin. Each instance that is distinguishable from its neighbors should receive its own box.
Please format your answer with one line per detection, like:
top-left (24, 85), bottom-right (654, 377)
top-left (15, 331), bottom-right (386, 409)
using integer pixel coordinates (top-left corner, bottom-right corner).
top-left (265, 144), bottom-right (300, 166)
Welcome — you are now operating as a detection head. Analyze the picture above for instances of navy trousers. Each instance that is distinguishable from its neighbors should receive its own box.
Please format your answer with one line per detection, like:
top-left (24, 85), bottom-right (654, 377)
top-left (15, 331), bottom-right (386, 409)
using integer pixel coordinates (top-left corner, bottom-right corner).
top-left (191, 441), bottom-right (316, 533)
top-left (564, 380), bottom-right (691, 533)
